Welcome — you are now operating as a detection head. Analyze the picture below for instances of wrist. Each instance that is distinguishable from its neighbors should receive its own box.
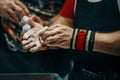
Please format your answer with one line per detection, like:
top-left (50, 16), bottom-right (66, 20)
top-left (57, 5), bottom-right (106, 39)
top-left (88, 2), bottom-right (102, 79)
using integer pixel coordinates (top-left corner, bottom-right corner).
top-left (70, 28), bottom-right (95, 51)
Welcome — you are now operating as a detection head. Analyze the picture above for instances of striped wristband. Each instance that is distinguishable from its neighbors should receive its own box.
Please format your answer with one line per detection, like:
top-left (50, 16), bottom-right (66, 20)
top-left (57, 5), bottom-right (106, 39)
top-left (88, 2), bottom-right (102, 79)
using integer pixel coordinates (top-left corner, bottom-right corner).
top-left (71, 28), bottom-right (95, 51)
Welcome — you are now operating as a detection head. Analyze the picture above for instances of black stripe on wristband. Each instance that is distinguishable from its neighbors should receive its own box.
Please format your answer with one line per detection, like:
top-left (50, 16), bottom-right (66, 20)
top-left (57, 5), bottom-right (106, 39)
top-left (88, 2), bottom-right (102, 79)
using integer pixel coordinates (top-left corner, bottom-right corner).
top-left (70, 28), bottom-right (75, 49)
top-left (88, 31), bottom-right (95, 51)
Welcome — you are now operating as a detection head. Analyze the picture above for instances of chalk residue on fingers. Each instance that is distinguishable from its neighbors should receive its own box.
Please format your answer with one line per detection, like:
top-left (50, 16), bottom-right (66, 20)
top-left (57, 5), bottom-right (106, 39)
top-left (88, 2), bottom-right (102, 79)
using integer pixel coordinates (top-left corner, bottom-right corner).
top-left (35, 26), bottom-right (48, 36)
top-left (22, 24), bottom-right (31, 33)
top-left (34, 26), bottom-right (48, 44)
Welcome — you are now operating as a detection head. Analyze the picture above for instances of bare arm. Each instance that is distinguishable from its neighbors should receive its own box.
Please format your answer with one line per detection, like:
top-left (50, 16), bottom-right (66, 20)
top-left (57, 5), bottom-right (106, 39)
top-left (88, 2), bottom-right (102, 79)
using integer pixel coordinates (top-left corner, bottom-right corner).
top-left (41, 23), bottom-right (120, 56)
top-left (44, 14), bottom-right (73, 27)
top-left (94, 31), bottom-right (120, 56)
top-left (45, 15), bottom-right (120, 56)
top-left (21, 14), bottom-right (120, 56)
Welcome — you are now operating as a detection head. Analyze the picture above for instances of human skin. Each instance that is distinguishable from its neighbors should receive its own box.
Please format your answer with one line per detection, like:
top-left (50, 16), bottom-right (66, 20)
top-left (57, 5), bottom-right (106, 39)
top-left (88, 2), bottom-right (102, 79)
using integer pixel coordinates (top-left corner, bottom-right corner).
top-left (0, 0), bottom-right (30, 23)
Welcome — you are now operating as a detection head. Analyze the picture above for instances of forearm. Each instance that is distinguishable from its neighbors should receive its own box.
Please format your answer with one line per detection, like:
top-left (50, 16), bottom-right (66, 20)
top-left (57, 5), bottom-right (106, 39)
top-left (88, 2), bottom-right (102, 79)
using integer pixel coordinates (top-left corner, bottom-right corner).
top-left (71, 29), bottom-right (120, 56)
top-left (44, 14), bottom-right (73, 27)
top-left (43, 24), bottom-right (120, 56)
top-left (93, 31), bottom-right (120, 56)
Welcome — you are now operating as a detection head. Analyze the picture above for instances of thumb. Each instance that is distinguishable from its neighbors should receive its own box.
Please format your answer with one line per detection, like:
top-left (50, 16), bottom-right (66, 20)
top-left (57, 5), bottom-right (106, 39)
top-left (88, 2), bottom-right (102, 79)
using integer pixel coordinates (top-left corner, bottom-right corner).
top-left (27, 19), bottom-right (35, 28)
top-left (28, 18), bottom-right (43, 28)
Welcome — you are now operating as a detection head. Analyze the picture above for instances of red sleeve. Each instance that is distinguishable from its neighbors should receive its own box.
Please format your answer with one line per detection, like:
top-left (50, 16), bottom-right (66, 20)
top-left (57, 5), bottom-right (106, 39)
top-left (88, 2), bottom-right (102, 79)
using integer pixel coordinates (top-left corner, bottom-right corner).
top-left (59, 0), bottom-right (75, 19)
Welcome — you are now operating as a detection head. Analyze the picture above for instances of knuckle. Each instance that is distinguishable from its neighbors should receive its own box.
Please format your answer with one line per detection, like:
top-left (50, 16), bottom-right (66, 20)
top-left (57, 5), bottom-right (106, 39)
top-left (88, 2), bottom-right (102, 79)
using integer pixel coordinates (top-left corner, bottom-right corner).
top-left (6, 2), bottom-right (12, 5)
top-left (18, 9), bottom-right (23, 13)
top-left (21, 41), bottom-right (24, 45)
top-left (14, 0), bottom-right (19, 3)
top-left (11, 12), bottom-right (15, 15)
top-left (3, 6), bottom-right (8, 9)
top-left (32, 14), bottom-right (36, 18)
top-left (57, 30), bottom-right (62, 33)
top-left (14, 0), bottom-right (17, 1)
top-left (22, 7), bottom-right (26, 10)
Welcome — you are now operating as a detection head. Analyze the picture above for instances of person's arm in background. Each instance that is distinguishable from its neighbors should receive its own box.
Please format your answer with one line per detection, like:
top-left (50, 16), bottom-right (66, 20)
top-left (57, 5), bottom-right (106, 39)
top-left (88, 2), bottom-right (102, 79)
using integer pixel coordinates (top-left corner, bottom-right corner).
top-left (0, 0), bottom-right (30, 23)
top-left (43, 0), bottom-right (75, 27)
top-left (43, 14), bottom-right (73, 27)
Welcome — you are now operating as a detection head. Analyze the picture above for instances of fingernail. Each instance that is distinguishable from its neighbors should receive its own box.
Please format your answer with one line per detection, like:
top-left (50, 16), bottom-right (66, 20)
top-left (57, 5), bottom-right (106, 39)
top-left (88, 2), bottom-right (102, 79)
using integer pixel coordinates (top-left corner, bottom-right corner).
top-left (30, 50), bottom-right (35, 53)
top-left (23, 35), bottom-right (28, 39)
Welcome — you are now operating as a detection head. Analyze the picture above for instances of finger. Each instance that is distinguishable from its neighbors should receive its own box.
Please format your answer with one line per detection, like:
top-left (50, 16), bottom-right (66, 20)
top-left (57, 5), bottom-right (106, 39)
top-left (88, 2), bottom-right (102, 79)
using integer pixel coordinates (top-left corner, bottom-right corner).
top-left (30, 43), bottom-right (49, 52)
top-left (37, 26), bottom-right (48, 36)
top-left (47, 40), bottom-right (67, 48)
top-left (15, 0), bottom-right (30, 16)
top-left (0, 11), bottom-right (9, 19)
top-left (29, 46), bottom-right (40, 53)
top-left (9, 17), bottom-right (16, 22)
top-left (23, 41), bottom-right (36, 50)
top-left (28, 18), bottom-right (44, 31)
top-left (3, 10), bottom-right (17, 22)
top-left (46, 41), bottom-right (57, 47)
top-left (21, 38), bottom-right (35, 46)
top-left (4, 9), bottom-right (19, 22)
top-left (47, 24), bottom-right (61, 31)
top-left (23, 29), bottom-right (34, 39)
top-left (42, 29), bottom-right (61, 40)
top-left (44, 34), bottom-right (63, 44)
top-left (7, 8), bottom-right (19, 22)
top-left (39, 26), bottom-right (48, 36)
top-left (40, 44), bottom-right (49, 50)
top-left (11, 4), bottom-right (26, 21)
top-left (0, 10), bottom-right (16, 22)
top-left (28, 18), bottom-right (43, 28)
top-left (0, 10), bottom-right (2, 16)
top-left (27, 19), bottom-right (35, 27)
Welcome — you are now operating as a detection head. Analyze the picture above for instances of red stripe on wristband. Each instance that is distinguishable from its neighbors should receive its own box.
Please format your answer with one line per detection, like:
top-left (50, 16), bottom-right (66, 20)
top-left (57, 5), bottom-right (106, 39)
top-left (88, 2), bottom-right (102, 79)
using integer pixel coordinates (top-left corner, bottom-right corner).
top-left (76, 30), bottom-right (86, 50)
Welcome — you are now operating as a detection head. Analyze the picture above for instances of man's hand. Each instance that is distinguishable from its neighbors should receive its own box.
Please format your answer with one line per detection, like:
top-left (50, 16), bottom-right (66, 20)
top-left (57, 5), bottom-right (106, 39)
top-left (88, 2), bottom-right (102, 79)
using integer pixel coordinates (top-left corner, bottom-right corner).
top-left (21, 15), bottom-right (48, 53)
top-left (41, 24), bottom-right (74, 49)
top-left (22, 15), bottom-right (45, 39)
top-left (0, 0), bottom-right (30, 23)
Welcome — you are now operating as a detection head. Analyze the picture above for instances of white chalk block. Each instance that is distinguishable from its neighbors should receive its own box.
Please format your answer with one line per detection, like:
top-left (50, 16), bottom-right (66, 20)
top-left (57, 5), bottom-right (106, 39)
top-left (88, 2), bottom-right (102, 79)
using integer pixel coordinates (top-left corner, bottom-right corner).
top-left (19, 16), bottom-right (29, 26)
top-left (22, 24), bottom-right (31, 33)
top-left (23, 16), bottom-right (29, 22)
